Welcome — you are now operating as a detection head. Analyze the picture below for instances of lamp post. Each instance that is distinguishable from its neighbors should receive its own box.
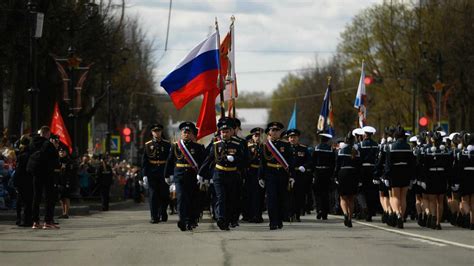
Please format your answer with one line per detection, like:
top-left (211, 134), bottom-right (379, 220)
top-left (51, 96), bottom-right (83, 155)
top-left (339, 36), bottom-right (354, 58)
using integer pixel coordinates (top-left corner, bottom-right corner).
top-left (26, 0), bottom-right (43, 132)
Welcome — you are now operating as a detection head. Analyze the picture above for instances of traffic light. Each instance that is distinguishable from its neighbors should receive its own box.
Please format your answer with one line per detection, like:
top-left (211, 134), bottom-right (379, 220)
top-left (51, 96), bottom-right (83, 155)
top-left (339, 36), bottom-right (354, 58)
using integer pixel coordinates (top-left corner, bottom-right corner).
top-left (419, 116), bottom-right (429, 130)
top-left (364, 76), bottom-right (373, 86)
top-left (122, 127), bottom-right (132, 143)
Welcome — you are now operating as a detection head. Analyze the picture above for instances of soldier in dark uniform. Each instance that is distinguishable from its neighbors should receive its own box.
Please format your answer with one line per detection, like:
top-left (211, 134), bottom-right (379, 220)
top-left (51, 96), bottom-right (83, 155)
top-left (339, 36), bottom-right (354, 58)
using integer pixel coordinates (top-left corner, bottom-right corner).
top-left (14, 135), bottom-right (33, 227)
top-left (312, 133), bottom-right (335, 220)
top-left (334, 131), bottom-right (362, 228)
top-left (246, 127), bottom-right (265, 223)
top-left (96, 155), bottom-right (114, 211)
top-left (57, 145), bottom-right (76, 219)
top-left (374, 127), bottom-right (395, 225)
top-left (384, 126), bottom-right (416, 228)
top-left (286, 129), bottom-right (311, 222)
top-left (199, 118), bottom-right (245, 230)
top-left (164, 122), bottom-right (205, 231)
top-left (455, 133), bottom-right (474, 229)
top-left (358, 126), bottom-right (379, 222)
top-left (420, 131), bottom-right (453, 230)
top-left (230, 118), bottom-right (249, 226)
top-left (258, 122), bottom-right (294, 230)
top-left (28, 126), bottom-right (60, 229)
top-left (142, 124), bottom-right (171, 223)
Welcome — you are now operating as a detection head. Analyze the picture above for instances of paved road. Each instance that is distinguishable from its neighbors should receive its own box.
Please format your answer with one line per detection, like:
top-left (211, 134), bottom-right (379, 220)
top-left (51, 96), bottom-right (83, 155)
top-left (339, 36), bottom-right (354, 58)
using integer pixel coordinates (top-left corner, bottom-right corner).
top-left (1, 204), bottom-right (472, 266)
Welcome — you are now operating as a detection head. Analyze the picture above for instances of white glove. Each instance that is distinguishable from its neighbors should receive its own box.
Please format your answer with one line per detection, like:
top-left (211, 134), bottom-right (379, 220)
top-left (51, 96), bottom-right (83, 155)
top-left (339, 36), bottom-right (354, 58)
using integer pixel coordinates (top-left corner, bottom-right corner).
top-left (226, 155), bottom-right (234, 162)
top-left (210, 179), bottom-right (214, 184)
top-left (358, 182), bottom-right (363, 187)
top-left (420, 182), bottom-right (426, 190)
top-left (165, 178), bottom-right (171, 185)
top-left (289, 178), bottom-right (295, 188)
top-left (451, 184), bottom-right (459, 191)
top-left (298, 166), bottom-right (306, 173)
top-left (258, 179), bottom-right (265, 188)
top-left (383, 179), bottom-right (390, 187)
top-left (312, 178), bottom-right (315, 184)
top-left (373, 179), bottom-right (380, 185)
top-left (143, 176), bottom-right (149, 188)
top-left (196, 175), bottom-right (204, 185)
top-left (169, 175), bottom-right (174, 184)
top-left (335, 180), bottom-right (339, 185)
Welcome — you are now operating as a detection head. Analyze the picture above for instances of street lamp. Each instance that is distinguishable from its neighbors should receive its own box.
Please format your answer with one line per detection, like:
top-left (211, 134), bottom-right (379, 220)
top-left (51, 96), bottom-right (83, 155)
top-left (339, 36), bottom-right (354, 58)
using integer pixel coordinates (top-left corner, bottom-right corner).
top-left (26, 0), bottom-right (44, 132)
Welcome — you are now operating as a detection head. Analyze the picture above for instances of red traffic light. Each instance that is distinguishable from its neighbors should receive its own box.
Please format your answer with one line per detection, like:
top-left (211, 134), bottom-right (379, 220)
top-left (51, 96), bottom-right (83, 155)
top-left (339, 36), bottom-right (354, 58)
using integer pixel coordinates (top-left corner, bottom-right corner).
top-left (364, 76), bottom-right (373, 85)
top-left (124, 136), bottom-right (131, 143)
top-left (122, 127), bottom-right (131, 136)
top-left (419, 117), bottom-right (429, 127)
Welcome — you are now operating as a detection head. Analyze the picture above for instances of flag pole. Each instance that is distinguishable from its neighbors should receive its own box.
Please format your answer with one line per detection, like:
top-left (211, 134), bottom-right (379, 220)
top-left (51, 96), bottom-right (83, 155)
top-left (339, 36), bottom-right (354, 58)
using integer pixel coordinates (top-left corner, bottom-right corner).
top-left (215, 18), bottom-right (226, 119)
top-left (229, 16), bottom-right (236, 118)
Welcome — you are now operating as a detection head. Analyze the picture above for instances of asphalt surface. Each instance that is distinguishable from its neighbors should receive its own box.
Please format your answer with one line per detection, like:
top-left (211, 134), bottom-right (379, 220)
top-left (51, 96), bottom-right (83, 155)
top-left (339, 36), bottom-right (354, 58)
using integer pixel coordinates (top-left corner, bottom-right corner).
top-left (0, 204), bottom-right (472, 266)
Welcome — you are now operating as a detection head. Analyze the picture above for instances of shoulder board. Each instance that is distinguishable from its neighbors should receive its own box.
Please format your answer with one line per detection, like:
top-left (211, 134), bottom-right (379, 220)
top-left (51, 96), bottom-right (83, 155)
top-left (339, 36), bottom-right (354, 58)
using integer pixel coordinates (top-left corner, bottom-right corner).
top-left (162, 139), bottom-right (170, 143)
top-left (248, 143), bottom-right (256, 147)
top-left (299, 144), bottom-right (307, 148)
top-left (231, 136), bottom-right (243, 142)
top-left (145, 140), bottom-right (152, 145)
top-left (231, 141), bottom-right (241, 145)
top-left (213, 140), bottom-right (222, 145)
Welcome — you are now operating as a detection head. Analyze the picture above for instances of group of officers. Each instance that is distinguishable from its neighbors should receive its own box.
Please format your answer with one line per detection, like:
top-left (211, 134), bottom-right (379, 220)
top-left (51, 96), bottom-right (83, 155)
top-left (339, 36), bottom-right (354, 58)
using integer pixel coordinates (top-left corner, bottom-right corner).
top-left (142, 119), bottom-right (474, 231)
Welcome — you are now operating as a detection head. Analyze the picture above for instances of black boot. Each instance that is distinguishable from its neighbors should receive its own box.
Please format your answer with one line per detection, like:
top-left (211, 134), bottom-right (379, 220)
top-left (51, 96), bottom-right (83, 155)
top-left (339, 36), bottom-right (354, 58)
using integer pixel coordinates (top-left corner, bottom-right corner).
top-left (430, 216), bottom-right (437, 229)
top-left (417, 213), bottom-right (424, 227)
top-left (426, 214), bottom-right (432, 228)
top-left (382, 212), bottom-right (387, 224)
top-left (397, 216), bottom-right (404, 229)
top-left (347, 218), bottom-right (353, 228)
top-left (450, 212), bottom-right (458, 226)
top-left (343, 214), bottom-right (348, 227)
top-left (462, 215), bottom-right (470, 228)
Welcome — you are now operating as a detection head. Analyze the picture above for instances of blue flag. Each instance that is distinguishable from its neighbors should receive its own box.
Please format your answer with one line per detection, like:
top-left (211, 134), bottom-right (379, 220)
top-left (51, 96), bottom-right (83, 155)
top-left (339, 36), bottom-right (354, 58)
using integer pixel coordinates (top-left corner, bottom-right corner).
top-left (317, 84), bottom-right (335, 136)
top-left (287, 103), bottom-right (297, 130)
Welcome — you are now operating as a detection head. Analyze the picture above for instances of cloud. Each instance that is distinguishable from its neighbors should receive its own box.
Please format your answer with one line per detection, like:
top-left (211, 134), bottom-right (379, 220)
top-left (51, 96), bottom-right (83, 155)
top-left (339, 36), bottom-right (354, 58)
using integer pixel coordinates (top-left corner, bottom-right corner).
top-left (127, 0), bottom-right (382, 94)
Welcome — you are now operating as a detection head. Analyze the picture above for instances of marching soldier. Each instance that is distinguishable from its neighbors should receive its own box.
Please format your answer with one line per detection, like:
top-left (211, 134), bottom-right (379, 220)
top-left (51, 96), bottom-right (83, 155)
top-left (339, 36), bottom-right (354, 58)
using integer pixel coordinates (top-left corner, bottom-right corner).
top-left (230, 118), bottom-right (249, 226)
top-left (287, 129), bottom-right (311, 222)
top-left (142, 124), bottom-right (171, 223)
top-left (358, 126), bottom-right (379, 222)
top-left (455, 133), bottom-right (474, 229)
top-left (198, 118), bottom-right (245, 230)
top-left (258, 122), bottom-right (294, 230)
top-left (383, 126), bottom-right (416, 229)
top-left (334, 132), bottom-right (362, 228)
top-left (96, 154), bottom-right (114, 212)
top-left (165, 122), bottom-right (205, 231)
top-left (312, 132), bottom-right (335, 220)
top-left (246, 127), bottom-right (265, 223)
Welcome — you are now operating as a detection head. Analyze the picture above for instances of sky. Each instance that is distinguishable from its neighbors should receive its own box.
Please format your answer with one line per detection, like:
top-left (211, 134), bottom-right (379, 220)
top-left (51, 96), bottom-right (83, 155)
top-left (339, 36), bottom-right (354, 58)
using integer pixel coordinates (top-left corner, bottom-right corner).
top-left (127, 0), bottom-right (381, 95)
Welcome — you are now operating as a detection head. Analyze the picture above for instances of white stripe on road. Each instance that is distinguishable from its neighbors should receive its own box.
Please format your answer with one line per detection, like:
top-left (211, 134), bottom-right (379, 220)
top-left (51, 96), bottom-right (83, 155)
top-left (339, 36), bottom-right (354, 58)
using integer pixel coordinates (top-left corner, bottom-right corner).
top-left (408, 237), bottom-right (447, 247)
top-left (328, 215), bottom-right (474, 251)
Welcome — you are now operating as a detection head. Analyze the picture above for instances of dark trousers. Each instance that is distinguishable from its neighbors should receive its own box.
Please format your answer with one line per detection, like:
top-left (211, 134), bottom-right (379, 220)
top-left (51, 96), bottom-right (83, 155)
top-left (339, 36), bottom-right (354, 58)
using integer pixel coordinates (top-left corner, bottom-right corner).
top-left (291, 174), bottom-right (306, 218)
top-left (175, 177), bottom-right (196, 225)
top-left (16, 185), bottom-right (33, 225)
top-left (247, 170), bottom-right (264, 220)
top-left (213, 172), bottom-right (239, 223)
top-left (32, 175), bottom-right (56, 224)
top-left (100, 185), bottom-right (110, 211)
top-left (266, 172), bottom-right (288, 227)
top-left (303, 175), bottom-right (314, 212)
top-left (148, 178), bottom-right (170, 220)
top-left (314, 176), bottom-right (331, 217)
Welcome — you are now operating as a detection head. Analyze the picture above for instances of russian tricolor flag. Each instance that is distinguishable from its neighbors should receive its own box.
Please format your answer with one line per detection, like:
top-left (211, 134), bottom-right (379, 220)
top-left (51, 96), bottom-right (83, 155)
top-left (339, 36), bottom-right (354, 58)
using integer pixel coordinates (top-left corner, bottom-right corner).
top-left (354, 61), bottom-right (367, 128)
top-left (161, 32), bottom-right (220, 109)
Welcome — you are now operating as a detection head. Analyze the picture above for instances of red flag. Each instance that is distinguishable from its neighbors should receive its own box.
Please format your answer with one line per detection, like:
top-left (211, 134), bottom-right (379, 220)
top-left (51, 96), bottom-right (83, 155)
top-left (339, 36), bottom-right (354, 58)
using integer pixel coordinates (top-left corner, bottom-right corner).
top-left (196, 87), bottom-right (219, 140)
top-left (50, 102), bottom-right (73, 153)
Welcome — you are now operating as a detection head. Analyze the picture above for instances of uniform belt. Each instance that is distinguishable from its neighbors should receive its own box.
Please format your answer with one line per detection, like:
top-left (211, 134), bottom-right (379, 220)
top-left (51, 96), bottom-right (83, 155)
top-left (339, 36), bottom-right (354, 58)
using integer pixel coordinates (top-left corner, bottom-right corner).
top-left (341, 166), bottom-right (355, 169)
top-left (429, 167), bottom-right (445, 171)
top-left (315, 166), bottom-right (330, 169)
top-left (176, 163), bottom-right (193, 168)
top-left (267, 163), bottom-right (284, 169)
top-left (250, 164), bottom-right (260, 169)
top-left (149, 160), bottom-right (166, 165)
top-left (362, 163), bottom-right (375, 166)
top-left (393, 162), bottom-right (408, 166)
top-left (215, 164), bottom-right (237, 172)
top-left (464, 167), bottom-right (474, 171)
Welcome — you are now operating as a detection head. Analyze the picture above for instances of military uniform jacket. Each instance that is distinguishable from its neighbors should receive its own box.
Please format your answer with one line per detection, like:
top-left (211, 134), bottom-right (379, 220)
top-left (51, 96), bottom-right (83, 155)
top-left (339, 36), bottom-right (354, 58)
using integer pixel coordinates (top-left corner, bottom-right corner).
top-left (334, 144), bottom-right (362, 181)
top-left (199, 138), bottom-right (245, 180)
top-left (165, 140), bottom-right (205, 181)
top-left (258, 139), bottom-right (294, 180)
top-left (290, 143), bottom-right (312, 176)
top-left (312, 143), bottom-right (335, 179)
top-left (96, 162), bottom-right (114, 187)
top-left (232, 135), bottom-right (250, 179)
top-left (421, 145), bottom-right (454, 179)
top-left (247, 141), bottom-right (262, 172)
top-left (383, 139), bottom-right (416, 179)
top-left (142, 138), bottom-right (171, 179)
top-left (374, 140), bottom-right (394, 180)
top-left (455, 146), bottom-right (474, 194)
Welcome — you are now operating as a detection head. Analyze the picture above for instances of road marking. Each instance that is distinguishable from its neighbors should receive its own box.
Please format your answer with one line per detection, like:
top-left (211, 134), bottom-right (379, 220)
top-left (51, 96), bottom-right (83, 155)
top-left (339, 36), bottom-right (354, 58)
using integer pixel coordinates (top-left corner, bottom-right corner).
top-left (408, 237), bottom-right (447, 247)
top-left (328, 215), bottom-right (474, 251)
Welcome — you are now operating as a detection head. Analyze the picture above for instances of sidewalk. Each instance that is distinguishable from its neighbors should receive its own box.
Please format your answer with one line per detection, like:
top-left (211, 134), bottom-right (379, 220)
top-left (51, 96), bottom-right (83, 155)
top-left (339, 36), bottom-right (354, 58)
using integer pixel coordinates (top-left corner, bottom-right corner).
top-left (0, 199), bottom-right (138, 222)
